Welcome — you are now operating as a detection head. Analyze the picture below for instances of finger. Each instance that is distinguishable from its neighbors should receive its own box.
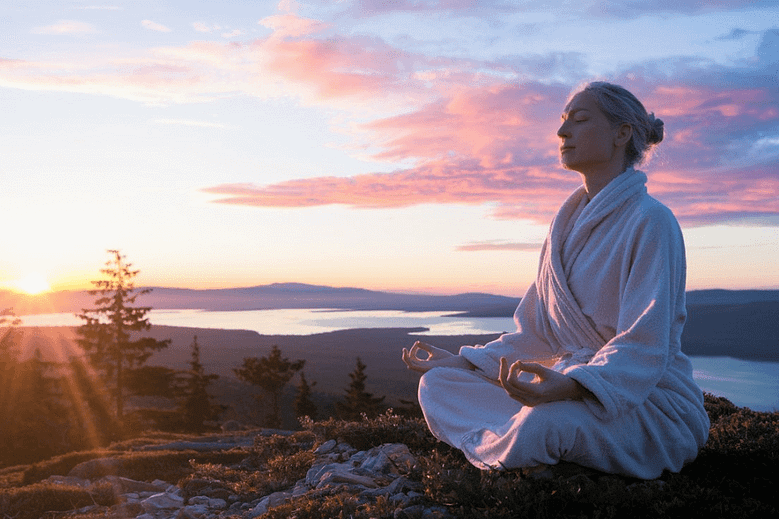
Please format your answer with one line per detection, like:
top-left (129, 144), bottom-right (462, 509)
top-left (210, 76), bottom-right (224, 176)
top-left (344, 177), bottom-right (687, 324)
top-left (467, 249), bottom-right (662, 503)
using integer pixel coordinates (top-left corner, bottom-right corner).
top-left (401, 348), bottom-right (413, 368)
top-left (411, 342), bottom-right (433, 360)
top-left (515, 362), bottom-right (547, 375)
top-left (408, 343), bottom-right (423, 361)
top-left (499, 358), bottom-right (524, 394)
top-left (499, 357), bottom-right (510, 384)
top-left (508, 360), bottom-right (524, 381)
top-left (413, 341), bottom-right (432, 351)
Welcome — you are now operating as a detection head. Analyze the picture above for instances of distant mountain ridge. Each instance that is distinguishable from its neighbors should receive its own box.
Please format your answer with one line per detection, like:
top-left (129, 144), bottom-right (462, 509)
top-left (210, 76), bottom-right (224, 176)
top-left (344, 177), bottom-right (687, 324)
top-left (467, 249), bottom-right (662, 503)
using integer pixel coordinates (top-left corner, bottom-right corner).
top-left (2, 282), bottom-right (779, 317)
top-left (1, 282), bottom-right (521, 316)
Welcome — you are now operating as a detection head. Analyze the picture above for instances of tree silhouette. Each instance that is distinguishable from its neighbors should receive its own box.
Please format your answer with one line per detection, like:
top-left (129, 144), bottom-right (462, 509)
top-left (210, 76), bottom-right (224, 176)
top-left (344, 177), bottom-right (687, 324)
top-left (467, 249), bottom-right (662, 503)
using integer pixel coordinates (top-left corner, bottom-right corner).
top-left (0, 309), bottom-right (23, 465)
top-left (0, 308), bottom-right (21, 422)
top-left (294, 371), bottom-right (318, 420)
top-left (0, 311), bottom-right (76, 466)
top-left (75, 250), bottom-right (170, 422)
top-left (234, 345), bottom-right (304, 428)
top-left (336, 357), bottom-right (386, 420)
top-left (179, 336), bottom-right (222, 431)
top-left (9, 349), bottom-right (70, 463)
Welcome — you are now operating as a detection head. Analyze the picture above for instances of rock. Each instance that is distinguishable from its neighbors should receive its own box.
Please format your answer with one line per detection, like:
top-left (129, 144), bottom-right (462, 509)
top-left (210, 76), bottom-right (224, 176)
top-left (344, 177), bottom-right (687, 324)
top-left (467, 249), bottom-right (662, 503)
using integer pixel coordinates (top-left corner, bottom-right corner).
top-left (39, 440), bottom-right (453, 519)
top-left (250, 491), bottom-right (293, 517)
top-left (140, 439), bottom-right (253, 451)
top-left (314, 439), bottom-right (337, 454)
top-left (68, 457), bottom-right (124, 479)
top-left (316, 469), bottom-right (380, 489)
top-left (110, 501), bottom-right (144, 517)
top-left (360, 443), bottom-right (416, 474)
top-left (101, 475), bottom-right (168, 494)
top-left (141, 491), bottom-right (185, 512)
top-left (176, 504), bottom-right (209, 518)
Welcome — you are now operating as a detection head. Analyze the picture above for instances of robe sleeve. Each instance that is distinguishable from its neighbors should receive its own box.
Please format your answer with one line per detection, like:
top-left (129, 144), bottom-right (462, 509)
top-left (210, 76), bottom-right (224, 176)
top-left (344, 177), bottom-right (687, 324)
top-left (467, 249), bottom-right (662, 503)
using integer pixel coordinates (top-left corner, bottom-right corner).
top-left (565, 202), bottom-right (686, 421)
top-left (459, 282), bottom-right (559, 379)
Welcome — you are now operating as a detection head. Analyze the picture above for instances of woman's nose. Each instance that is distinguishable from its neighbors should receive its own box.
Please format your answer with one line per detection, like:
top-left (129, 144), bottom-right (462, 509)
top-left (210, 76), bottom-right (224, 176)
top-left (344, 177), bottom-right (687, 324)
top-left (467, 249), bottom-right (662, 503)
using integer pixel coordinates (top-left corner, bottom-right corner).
top-left (557, 121), bottom-right (569, 138)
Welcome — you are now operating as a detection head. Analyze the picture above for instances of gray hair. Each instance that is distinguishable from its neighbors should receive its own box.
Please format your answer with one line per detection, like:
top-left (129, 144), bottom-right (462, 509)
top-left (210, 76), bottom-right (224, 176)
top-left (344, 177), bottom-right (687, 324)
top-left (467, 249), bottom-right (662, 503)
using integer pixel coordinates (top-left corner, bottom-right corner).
top-left (568, 81), bottom-right (664, 168)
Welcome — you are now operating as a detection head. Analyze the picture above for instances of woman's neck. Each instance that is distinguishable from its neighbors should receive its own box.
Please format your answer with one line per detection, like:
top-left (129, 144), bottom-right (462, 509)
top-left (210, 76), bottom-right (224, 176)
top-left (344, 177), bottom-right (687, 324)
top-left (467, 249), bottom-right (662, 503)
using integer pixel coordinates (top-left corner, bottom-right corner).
top-left (580, 164), bottom-right (629, 200)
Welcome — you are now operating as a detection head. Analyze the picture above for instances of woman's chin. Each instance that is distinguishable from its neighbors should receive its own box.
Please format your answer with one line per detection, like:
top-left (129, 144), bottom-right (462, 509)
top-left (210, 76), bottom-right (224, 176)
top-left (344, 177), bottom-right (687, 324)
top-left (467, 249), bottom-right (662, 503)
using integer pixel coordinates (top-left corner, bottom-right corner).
top-left (559, 160), bottom-right (578, 172)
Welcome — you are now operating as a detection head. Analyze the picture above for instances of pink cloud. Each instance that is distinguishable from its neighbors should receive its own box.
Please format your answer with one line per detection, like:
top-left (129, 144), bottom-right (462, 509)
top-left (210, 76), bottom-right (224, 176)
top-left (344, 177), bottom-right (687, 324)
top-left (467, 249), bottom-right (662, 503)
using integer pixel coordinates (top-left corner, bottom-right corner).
top-left (202, 160), bottom-right (580, 222)
top-left (259, 14), bottom-right (329, 38)
top-left (363, 83), bottom-right (567, 164)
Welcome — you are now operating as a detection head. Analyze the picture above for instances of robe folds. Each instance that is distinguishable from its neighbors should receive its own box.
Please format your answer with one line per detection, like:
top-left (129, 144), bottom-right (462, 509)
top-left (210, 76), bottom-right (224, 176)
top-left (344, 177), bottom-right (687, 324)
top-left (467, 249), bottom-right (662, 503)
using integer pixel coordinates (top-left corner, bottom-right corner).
top-left (418, 169), bottom-right (710, 479)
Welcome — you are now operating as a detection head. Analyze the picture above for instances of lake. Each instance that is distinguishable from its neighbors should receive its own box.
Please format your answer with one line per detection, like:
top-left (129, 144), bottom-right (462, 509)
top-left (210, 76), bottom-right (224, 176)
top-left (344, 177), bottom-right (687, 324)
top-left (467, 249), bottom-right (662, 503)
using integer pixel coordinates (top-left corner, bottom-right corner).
top-left (19, 308), bottom-right (779, 412)
top-left (18, 308), bottom-right (520, 336)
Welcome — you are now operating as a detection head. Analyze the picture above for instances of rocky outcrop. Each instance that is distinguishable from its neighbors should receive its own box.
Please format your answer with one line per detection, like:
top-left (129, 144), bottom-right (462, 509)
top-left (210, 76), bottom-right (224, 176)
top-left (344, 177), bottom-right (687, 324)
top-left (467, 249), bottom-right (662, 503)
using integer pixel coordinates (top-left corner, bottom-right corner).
top-left (45, 441), bottom-right (451, 519)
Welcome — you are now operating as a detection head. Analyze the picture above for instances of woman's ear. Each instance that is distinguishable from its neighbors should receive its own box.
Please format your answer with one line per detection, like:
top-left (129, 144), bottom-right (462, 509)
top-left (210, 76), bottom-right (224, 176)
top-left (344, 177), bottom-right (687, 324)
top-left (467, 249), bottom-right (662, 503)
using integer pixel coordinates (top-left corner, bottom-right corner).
top-left (614, 123), bottom-right (632, 148)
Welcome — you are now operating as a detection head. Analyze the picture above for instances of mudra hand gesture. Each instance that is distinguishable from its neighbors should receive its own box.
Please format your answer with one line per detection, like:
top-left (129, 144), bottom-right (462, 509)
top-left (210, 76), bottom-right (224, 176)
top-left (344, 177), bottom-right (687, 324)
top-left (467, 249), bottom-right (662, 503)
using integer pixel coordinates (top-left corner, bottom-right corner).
top-left (498, 357), bottom-right (587, 406)
top-left (402, 341), bottom-right (472, 373)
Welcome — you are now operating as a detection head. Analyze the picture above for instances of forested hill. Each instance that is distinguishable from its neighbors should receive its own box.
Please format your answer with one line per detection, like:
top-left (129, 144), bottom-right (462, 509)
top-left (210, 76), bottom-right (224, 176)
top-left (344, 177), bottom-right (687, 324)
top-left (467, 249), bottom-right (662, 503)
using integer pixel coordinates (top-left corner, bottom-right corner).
top-left (2, 283), bottom-right (521, 315)
top-left (3, 283), bottom-right (779, 316)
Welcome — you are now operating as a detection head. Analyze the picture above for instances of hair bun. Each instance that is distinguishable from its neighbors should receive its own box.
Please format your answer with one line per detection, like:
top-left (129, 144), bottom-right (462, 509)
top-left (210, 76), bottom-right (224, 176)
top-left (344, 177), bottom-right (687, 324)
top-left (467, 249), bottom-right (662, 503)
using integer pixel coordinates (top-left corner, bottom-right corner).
top-left (648, 114), bottom-right (664, 145)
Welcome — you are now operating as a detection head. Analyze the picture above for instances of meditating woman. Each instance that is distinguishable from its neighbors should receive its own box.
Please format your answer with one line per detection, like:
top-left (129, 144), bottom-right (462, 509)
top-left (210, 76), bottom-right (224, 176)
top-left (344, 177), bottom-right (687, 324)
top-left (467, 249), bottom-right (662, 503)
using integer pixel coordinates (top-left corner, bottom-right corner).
top-left (402, 82), bottom-right (709, 479)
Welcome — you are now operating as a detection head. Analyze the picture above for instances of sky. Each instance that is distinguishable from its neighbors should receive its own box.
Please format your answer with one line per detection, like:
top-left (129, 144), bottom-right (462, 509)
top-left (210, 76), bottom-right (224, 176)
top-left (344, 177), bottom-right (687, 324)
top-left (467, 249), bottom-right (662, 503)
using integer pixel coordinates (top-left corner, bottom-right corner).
top-left (1, 0), bottom-right (777, 297)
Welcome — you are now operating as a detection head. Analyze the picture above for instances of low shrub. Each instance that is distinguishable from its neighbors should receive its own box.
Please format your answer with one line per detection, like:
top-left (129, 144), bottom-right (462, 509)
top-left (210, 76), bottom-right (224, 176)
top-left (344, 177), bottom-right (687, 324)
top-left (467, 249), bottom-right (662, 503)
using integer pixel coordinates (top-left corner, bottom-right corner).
top-left (301, 410), bottom-right (439, 452)
top-left (0, 481), bottom-right (116, 519)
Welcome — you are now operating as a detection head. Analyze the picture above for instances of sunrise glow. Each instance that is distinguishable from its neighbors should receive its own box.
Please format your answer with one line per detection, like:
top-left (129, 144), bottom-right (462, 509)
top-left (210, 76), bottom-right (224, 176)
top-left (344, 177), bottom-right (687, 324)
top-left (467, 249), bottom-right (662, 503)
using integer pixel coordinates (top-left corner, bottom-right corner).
top-left (14, 274), bottom-right (51, 295)
top-left (0, 1), bottom-right (776, 296)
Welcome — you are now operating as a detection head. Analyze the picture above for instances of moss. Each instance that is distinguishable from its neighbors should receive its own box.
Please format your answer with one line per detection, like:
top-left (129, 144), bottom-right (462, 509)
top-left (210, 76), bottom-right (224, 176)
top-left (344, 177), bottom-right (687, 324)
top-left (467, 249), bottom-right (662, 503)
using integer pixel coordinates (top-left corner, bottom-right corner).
top-left (259, 490), bottom-right (396, 519)
top-left (301, 410), bottom-right (439, 453)
top-left (21, 450), bottom-right (116, 486)
top-left (0, 481), bottom-right (116, 519)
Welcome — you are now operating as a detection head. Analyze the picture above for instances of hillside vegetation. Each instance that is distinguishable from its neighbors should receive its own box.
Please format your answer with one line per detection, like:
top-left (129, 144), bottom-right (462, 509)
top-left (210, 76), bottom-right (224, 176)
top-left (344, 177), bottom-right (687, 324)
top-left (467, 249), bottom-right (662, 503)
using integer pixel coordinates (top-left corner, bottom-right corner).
top-left (0, 393), bottom-right (776, 519)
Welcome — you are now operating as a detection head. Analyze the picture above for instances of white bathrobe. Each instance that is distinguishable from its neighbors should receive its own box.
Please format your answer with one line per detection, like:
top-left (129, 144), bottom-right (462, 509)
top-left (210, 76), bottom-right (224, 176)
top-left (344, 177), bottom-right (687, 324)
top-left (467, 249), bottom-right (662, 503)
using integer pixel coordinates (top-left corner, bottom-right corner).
top-left (418, 169), bottom-right (709, 479)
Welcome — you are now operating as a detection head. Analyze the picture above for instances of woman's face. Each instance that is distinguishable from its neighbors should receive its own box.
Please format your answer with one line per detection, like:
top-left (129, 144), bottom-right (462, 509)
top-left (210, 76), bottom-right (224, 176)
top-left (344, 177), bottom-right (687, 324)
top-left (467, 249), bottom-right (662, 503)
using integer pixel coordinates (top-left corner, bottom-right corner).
top-left (557, 92), bottom-right (622, 174)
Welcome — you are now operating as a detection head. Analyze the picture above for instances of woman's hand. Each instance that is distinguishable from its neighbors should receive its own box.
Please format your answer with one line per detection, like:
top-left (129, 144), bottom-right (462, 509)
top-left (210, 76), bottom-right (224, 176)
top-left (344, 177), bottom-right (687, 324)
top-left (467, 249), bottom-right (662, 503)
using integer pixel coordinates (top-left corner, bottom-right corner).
top-left (498, 357), bottom-right (587, 406)
top-left (402, 341), bottom-right (472, 373)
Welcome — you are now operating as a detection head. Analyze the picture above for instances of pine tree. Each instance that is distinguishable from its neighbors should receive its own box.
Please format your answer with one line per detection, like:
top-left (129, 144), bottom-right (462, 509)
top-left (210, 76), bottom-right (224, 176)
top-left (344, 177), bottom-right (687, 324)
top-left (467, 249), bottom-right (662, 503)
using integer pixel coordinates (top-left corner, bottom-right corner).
top-left (0, 309), bottom-right (23, 466)
top-left (75, 250), bottom-right (170, 422)
top-left (336, 357), bottom-right (385, 420)
top-left (293, 371), bottom-right (318, 420)
top-left (234, 345), bottom-right (305, 428)
top-left (8, 349), bottom-right (70, 463)
top-left (0, 310), bottom-right (72, 465)
top-left (0, 308), bottom-right (21, 422)
top-left (179, 336), bottom-right (222, 431)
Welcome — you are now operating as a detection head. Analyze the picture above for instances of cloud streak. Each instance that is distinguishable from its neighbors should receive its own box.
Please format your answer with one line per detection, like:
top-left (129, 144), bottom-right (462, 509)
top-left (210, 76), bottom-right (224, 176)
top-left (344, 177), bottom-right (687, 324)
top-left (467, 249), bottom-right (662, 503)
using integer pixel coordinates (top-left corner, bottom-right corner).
top-left (456, 241), bottom-right (542, 252)
top-left (32, 20), bottom-right (97, 36)
top-left (142, 20), bottom-right (173, 33)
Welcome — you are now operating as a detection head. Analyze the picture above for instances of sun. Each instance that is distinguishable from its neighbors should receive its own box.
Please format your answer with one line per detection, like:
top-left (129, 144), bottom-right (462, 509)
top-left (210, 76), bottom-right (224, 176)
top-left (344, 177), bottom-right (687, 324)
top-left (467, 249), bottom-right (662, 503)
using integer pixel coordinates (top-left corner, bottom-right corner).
top-left (15, 273), bottom-right (52, 295)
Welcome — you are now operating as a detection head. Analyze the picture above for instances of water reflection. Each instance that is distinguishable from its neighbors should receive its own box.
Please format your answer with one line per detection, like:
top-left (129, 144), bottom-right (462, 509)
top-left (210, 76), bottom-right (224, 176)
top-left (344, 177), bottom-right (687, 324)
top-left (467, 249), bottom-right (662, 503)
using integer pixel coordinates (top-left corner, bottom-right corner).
top-left (19, 308), bottom-right (517, 336)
